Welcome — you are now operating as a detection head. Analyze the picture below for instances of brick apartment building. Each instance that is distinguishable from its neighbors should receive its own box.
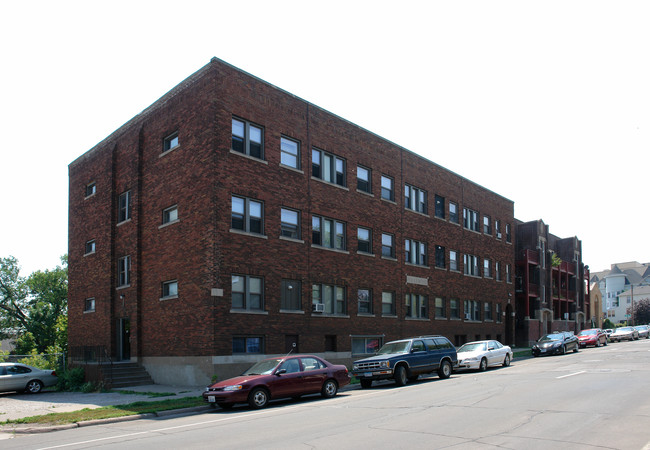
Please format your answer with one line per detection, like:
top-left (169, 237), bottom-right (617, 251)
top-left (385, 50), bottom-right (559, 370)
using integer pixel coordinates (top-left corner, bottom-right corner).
top-left (68, 57), bottom-right (516, 385)
top-left (514, 219), bottom-right (590, 345)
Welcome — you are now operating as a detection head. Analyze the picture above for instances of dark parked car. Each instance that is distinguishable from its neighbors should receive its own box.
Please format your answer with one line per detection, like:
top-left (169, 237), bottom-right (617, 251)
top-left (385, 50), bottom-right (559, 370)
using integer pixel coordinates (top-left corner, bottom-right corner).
top-left (0, 363), bottom-right (58, 394)
top-left (610, 326), bottom-right (639, 342)
top-left (202, 355), bottom-right (350, 410)
top-left (352, 336), bottom-right (457, 388)
top-left (532, 332), bottom-right (579, 356)
top-left (633, 325), bottom-right (650, 339)
top-left (577, 328), bottom-right (608, 348)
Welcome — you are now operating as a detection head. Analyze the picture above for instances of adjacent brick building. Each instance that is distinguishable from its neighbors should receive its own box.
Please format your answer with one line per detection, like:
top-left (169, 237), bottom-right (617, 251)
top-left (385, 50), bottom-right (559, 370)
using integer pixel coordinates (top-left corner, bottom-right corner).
top-left (514, 219), bottom-right (590, 345)
top-left (68, 57), bottom-right (516, 385)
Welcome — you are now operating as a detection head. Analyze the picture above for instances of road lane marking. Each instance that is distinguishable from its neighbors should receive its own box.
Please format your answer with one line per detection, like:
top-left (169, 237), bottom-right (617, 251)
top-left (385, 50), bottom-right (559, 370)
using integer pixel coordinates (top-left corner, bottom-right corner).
top-left (556, 371), bottom-right (586, 379)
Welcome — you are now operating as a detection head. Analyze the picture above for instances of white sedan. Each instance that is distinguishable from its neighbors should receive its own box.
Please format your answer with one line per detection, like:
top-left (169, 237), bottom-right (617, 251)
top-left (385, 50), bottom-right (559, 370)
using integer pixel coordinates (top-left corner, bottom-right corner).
top-left (456, 340), bottom-right (513, 371)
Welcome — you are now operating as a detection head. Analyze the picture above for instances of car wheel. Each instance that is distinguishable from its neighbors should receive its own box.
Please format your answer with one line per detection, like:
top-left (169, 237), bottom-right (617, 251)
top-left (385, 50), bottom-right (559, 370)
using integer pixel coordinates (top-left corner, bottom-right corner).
top-left (573, 344), bottom-right (579, 353)
top-left (560, 345), bottom-right (566, 355)
top-left (218, 403), bottom-right (234, 410)
top-left (503, 354), bottom-right (511, 367)
top-left (360, 379), bottom-right (372, 389)
top-left (321, 379), bottom-right (338, 398)
top-left (248, 387), bottom-right (269, 409)
top-left (479, 358), bottom-right (488, 372)
top-left (438, 360), bottom-right (452, 379)
top-left (394, 365), bottom-right (408, 386)
top-left (25, 380), bottom-right (43, 394)
top-left (603, 339), bottom-right (608, 346)
top-left (595, 339), bottom-right (601, 347)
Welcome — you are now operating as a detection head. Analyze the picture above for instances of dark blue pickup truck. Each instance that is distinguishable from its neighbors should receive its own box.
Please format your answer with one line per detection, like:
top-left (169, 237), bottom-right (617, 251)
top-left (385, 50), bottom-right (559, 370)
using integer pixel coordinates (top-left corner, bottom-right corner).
top-left (352, 336), bottom-right (458, 389)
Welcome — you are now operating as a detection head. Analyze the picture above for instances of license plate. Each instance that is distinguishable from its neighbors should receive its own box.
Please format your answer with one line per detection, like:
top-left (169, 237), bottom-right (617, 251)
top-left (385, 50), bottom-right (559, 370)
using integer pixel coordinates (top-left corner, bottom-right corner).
top-left (208, 396), bottom-right (216, 402)
top-left (364, 372), bottom-right (373, 377)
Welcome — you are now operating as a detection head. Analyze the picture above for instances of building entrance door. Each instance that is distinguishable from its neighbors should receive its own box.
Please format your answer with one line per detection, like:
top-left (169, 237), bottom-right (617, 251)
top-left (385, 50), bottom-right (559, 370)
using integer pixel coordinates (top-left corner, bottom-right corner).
top-left (117, 318), bottom-right (131, 361)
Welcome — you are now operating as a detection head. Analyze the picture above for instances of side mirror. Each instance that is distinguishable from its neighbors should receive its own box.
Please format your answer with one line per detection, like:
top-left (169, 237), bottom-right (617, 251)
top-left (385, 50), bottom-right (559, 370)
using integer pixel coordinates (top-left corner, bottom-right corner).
top-left (275, 369), bottom-right (287, 376)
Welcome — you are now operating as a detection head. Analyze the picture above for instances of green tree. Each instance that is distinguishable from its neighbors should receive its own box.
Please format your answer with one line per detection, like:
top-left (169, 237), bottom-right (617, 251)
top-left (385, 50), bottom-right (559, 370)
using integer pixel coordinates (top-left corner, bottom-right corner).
top-left (0, 255), bottom-right (68, 353)
top-left (630, 298), bottom-right (650, 325)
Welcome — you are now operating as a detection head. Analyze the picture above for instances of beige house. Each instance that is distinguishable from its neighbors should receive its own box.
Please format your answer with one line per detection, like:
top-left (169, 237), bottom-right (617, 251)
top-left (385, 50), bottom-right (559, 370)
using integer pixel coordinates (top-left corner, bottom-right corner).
top-left (589, 282), bottom-right (603, 328)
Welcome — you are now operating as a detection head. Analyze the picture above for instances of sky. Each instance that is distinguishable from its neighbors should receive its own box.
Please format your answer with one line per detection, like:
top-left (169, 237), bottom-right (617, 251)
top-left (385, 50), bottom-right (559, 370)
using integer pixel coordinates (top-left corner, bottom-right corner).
top-left (1, 0), bottom-right (649, 277)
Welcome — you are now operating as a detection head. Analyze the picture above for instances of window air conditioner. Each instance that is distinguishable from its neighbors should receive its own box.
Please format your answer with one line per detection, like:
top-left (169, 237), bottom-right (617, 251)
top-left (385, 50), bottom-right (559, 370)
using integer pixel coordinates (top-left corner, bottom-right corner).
top-left (497, 232), bottom-right (502, 239)
top-left (313, 303), bottom-right (325, 313)
top-left (464, 312), bottom-right (471, 320)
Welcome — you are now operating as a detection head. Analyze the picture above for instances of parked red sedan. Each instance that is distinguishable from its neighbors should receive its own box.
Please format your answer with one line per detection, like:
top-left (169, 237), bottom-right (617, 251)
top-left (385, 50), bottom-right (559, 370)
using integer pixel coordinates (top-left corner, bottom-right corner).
top-left (203, 355), bottom-right (350, 410)
top-left (577, 328), bottom-right (607, 348)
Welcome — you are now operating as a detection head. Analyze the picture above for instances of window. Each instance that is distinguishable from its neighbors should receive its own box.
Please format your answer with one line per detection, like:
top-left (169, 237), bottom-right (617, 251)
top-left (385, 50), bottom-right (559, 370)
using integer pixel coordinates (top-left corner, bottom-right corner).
top-left (357, 165), bottom-right (371, 193)
top-left (435, 245), bottom-right (445, 269)
top-left (280, 208), bottom-right (300, 239)
top-left (118, 256), bottom-right (130, 287)
top-left (118, 191), bottom-right (131, 223)
top-left (406, 294), bottom-right (428, 319)
top-left (84, 298), bottom-right (95, 312)
top-left (435, 297), bottom-right (446, 318)
top-left (381, 175), bottom-right (394, 201)
top-left (382, 291), bottom-right (395, 315)
top-left (162, 205), bottom-right (178, 224)
top-left (449, 250), bottom-right (459, 271)
top-left (464, 300), bottom-right (480, 321)
top-left (405, 239), bottom-right (427, 266)
top-left (450, 298), bottom-right (460, 319)
top-left (162, 280), bottom-right (178, 299)
top-left (281, 279), bottom-right (301, 311)
top-left (351, 337), bottom-right (382, 355)
top-left (495, 261), bottom-right (502, 281)
top-left (280, 136), bottom-right (300, 169)
top-left (231, 275), bottom-right (263, 311)
top-left (435, 195), bottom-right (445, 219)
top-left (85, 240), bottom-right (96, 255)
top-left (449, 202), bottom-right (459, 224)
top-left (464, 254), bottom-right (479, 276)
top-left (232, 336), bottom-right (263, 354)
top-left (381, 233), bottom-right (395, 258)
top-left (405, 184), bottom-right (427, 214)
top-left (357, 227), bottom-right (372, 254)
top-left (163, 132), bottom-right (179, 152)
top-left (505, 223), bottom-right (512, 243)
top-left (231, 118), bottom-right (263, 159)
top-left (483, 216), bottom-right (492, 234)
top-left (484, 259), bottom-right (491, 278)
top-left (496, 303), bottom-right (502, 323)
top-left (85, 182), bottom-right (96, 197)
top-left (506, 264), bottom-right (512, 283)
top-left (463, 208), bottom-right (480, 232)
top-left (358, 289), bottom-right (372, 314)
top-left (484, 302), bottom-right (493, 321)
top-left (325, 335), bottom-right (337, 351)
top-left (312, 215), bottom-right (346, 250)
top-left (312, 148), bottom-right (346, 187)
top-left (231, 196), bottom-right (263, 234)
top-left (495, 220), bottom-right (502, 239)
top-left (312, 284), bottom-right (346, 315)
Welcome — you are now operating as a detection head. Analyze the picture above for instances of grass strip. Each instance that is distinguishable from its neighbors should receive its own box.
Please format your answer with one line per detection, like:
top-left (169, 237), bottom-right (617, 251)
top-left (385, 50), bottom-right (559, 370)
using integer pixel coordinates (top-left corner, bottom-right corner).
top-left (1, 396), bottom-right (205, 426)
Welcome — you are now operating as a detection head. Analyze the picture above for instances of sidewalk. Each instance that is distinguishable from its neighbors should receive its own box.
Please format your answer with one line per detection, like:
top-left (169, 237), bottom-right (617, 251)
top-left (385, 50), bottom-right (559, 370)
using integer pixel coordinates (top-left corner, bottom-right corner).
top-left (0, 384), bottom-right (204, 425)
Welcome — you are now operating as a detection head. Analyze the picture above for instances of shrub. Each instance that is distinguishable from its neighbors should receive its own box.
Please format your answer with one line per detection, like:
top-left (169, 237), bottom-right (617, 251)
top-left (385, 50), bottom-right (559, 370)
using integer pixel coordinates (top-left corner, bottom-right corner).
top-left (56, 367), bottom-right (86, 391)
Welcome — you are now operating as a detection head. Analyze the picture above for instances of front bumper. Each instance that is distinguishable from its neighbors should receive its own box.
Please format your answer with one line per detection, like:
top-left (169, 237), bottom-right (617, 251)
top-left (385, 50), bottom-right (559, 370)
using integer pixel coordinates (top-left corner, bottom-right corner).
top-left (202, 388), bottom-right (250, 405)
top-left (351, 369), bottom-right (394, 381)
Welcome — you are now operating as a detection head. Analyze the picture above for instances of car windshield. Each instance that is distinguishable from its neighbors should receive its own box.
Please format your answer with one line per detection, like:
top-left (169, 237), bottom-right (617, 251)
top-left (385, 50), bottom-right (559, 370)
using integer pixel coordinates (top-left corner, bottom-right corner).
top-left (618, 327), bottom-right (632, 332)
top-left (242, 358), bottom-right (282, 375)
top-left (634, 326), bottom-right (645, 330)
top-left (578, 330), bottom-right (596, 336)
top-left (539, 334), bottom-right (563, 341)
top-left (458, 342), bottom-right (487, 352)
top-left (376, 341), bottom-right (410, 355)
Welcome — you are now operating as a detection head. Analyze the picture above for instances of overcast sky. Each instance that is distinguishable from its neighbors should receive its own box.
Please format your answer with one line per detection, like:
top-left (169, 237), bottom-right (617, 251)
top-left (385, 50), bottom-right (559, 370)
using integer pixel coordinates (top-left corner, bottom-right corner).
top-left (1, 0), bottom-right (648, 276)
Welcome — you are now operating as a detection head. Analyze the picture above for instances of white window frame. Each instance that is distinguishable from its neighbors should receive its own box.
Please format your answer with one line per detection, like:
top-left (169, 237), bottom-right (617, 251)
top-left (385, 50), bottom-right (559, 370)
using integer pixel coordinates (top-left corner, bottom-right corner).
top-left (405, 184), bottom-right (427, 214)
top-left (118, 255), bottom-right (130, 287)
top-left (380, 175), bottom-right (394, 201)
top-left (405, 239), bottom-right (427, 266)
top-left (312, 148), bottom-right (346, 187)
top-left (162, 280), bottom-right (178, 299)
top-left (231, 196), bottom-right (264, 235)
top-left (162, 205), bottom-right (178, 225)
top-left (232, 117), bottom-right (264, 159)
top-left (312, 215), bottom-right (346, 250)
top-left (163, 132), bottom-right (179, 153)
top-left (406, 293), bottom-right (428, 319)
top-left (463, 207), bottom-right (480, 232)
top-left (312, 283), bottom-right (346, 315)
top-left (280, 208), bottom-right (300, 239)
top-left (464, 254), bottom-right (479, 276)
top-left (280, 136), bottom-right (300, 169)
top-left (118, 190), bottom-right (131, 223)
top-left (231, 275), bottom-right (264, 311)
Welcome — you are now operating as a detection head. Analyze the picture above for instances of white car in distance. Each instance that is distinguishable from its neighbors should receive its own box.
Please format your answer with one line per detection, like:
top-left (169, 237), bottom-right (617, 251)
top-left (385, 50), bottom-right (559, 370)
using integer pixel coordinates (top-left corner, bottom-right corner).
top-left (456, 340), bottom-right (513, 372)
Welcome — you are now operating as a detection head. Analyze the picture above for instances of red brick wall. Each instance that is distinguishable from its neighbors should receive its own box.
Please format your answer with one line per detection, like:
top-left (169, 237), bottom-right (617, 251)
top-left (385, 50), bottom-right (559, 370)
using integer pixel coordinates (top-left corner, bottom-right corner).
top-left (69, 59), bottom-right (516, 364)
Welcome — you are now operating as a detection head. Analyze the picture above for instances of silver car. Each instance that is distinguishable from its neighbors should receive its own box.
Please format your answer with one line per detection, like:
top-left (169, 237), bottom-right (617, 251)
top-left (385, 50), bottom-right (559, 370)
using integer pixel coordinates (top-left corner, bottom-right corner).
top-left (633, 325), bottom-right (650, 339)
top-left (0, 363), bottom-right (58, 394)
top-left (456, 340), bottom-right (513, 371)
top-left (609, 327), bottom-right (639, 342)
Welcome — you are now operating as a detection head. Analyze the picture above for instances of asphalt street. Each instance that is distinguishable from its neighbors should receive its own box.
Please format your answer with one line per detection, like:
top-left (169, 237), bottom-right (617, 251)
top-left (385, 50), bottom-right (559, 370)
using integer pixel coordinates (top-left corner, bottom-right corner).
top-left (2, 339), bottom-right (650, 449)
